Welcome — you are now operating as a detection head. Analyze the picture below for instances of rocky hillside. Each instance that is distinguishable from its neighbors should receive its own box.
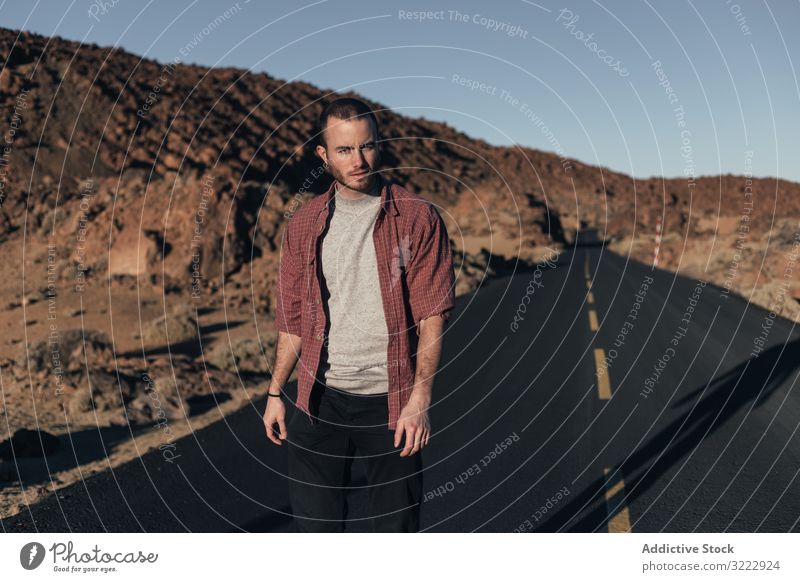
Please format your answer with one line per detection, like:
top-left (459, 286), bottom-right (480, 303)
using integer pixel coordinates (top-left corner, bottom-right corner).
top-left (2, 27), bottom-right (798, 308)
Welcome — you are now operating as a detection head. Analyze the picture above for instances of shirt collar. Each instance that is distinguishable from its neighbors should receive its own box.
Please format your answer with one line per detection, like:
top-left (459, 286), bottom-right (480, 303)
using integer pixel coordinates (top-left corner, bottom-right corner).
top-left (318, 173), bottom-right (398, 217)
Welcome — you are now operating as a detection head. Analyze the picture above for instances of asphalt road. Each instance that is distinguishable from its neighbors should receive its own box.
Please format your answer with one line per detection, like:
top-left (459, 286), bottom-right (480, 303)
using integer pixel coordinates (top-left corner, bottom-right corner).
top-left (4, 231), bottom-right (800, 532)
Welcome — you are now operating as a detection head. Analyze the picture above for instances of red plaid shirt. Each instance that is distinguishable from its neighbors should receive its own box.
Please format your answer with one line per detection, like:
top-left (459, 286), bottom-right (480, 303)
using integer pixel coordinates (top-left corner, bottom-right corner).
top-left (275, 175), bottom-right (455, 430)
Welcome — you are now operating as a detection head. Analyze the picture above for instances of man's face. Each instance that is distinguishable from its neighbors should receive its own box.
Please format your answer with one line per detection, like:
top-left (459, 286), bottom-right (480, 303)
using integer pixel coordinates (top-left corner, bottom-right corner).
top-left (316, 116), bottom-right (380, 192)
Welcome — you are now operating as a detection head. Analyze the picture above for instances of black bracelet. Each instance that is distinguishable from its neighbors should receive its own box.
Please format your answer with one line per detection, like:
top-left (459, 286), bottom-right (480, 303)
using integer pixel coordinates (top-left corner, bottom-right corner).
top-left (267, 391), bottom-right (282, 397)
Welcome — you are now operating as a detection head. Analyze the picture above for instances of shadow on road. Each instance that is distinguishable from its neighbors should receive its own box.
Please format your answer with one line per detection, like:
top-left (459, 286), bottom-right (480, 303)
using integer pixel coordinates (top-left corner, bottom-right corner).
top-left (538, 338), bottom-right (800, 532)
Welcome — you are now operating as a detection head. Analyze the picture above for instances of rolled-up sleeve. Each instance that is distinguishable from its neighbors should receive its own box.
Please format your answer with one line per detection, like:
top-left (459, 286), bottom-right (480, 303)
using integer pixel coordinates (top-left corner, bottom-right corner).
top-left (275, 220), bottom-right (304, 336)
top-left (406, 205), bottom-right (456, 330)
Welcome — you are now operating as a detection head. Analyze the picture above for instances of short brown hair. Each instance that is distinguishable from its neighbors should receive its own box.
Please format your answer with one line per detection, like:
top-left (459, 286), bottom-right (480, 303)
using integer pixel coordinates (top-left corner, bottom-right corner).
top-left (316, 97), bottom-right (379, 148)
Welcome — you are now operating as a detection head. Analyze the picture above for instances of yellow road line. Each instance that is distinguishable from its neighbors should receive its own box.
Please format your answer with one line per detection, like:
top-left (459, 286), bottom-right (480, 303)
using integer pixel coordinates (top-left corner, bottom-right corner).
top-left (604, 467), bottom-right (632, 532)
top-left (587, 291), bottom-right (594, 304)
top-left (588, 309), bottom-right (599, 331)
top-left (594, 348), bottom-right (612, 399)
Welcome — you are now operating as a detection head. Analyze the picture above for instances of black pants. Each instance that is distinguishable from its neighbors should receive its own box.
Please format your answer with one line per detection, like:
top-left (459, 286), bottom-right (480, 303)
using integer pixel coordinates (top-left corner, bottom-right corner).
top-left (287, 381), bottom-right (423, 532)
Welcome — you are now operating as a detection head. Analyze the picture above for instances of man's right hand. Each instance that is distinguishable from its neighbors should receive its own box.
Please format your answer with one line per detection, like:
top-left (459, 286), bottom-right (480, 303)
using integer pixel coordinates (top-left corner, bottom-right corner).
top-left (263, 393), bottom-right (287, 445)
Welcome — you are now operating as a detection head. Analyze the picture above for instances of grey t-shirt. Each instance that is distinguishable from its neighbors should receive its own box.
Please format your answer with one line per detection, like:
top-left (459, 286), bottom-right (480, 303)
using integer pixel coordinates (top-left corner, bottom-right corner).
top-left (318, 188), bottom-right (389, 394)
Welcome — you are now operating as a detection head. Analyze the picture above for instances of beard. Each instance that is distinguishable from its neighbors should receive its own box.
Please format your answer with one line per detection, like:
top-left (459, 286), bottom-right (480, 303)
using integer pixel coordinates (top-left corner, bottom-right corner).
top-left (329, 163), bottom-right (378, 194)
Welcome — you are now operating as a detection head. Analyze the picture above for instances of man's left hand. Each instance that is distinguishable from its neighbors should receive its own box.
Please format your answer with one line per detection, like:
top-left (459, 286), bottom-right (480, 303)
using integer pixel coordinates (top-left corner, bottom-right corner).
top-left (394, 392), bottom-right (431, 457)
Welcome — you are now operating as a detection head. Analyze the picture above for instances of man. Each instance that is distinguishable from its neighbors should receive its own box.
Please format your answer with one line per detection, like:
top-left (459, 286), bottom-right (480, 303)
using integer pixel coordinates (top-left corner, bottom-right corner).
top-left (262, 97), bottom-right (455, 532)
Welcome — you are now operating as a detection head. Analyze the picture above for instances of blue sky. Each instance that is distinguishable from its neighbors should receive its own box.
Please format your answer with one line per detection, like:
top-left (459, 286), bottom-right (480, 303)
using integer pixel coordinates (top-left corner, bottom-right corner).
top-left (2, 0), bottom-right (798, 181)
